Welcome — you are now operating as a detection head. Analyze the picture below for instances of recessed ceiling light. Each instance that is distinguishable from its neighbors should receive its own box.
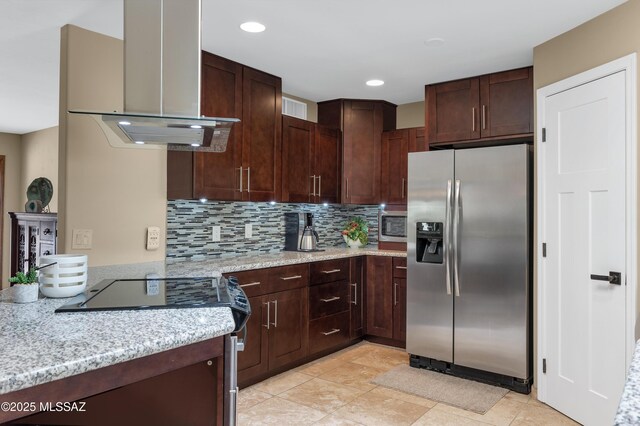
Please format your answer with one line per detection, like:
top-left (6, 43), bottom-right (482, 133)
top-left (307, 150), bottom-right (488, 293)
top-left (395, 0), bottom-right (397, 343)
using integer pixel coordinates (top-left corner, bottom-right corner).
top-left (134, 141), bottom-right (145, 145)
top-left (366, 79), bottom-right (384, 87)
top-left (240, 22), bottom-right (266, 33)
top-left (424, 37), bottom-right (445, 47)
top-left (190, 125), bottom-right (202, 129)
top-left (119, 121), bottom-right (131, 126)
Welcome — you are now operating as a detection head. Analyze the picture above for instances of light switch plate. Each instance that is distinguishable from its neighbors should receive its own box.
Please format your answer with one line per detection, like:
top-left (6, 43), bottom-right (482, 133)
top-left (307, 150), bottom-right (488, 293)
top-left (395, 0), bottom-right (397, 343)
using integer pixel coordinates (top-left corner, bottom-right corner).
top-left (245, 223), bottom-right (252, 239)
top-left (212, 226), bottom-right (221, 242)
top-left (71, 229), bottom-right (92, 249)
top-left (146, 226), bottom-right (161, 250)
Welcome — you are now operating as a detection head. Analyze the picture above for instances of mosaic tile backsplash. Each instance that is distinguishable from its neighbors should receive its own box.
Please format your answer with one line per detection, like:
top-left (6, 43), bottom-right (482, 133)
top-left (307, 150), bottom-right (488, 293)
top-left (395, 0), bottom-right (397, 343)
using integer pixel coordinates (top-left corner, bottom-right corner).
top-left (166, 201), bottom-right (380, 261)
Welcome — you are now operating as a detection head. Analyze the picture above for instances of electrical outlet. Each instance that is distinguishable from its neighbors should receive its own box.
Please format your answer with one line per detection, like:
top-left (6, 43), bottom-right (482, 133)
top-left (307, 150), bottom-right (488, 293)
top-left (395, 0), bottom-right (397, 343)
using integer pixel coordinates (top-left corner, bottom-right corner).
top-left (71, 229), bottom-right (92, 249)
top-left (146, 226), bottom-right (161, 250)
top-left (245, 223), bottom-right (253, 239)
top-left (212, 226), bottom-right (221, 242)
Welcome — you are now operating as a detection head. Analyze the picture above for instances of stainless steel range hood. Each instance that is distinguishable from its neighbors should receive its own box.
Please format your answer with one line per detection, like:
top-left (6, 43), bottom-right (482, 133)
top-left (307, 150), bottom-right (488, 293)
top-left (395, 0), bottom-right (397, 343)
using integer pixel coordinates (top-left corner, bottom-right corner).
top-left (70, 0), bottom-right (238, 152)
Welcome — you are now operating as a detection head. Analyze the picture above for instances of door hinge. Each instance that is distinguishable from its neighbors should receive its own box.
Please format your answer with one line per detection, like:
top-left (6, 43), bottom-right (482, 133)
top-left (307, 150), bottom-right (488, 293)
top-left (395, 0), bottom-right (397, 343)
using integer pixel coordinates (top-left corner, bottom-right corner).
top-left (542, 243), bottom-right (547, 257)
top-left (542, 128), bottom-right (546, 142)
top-left (543, 358), bottom-right (547, 374)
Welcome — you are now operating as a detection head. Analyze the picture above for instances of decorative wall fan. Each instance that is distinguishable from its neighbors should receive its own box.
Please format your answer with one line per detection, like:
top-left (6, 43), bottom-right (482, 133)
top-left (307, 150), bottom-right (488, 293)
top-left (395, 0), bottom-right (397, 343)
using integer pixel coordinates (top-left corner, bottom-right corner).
top-left (24, 177), bottom-right (54, 213)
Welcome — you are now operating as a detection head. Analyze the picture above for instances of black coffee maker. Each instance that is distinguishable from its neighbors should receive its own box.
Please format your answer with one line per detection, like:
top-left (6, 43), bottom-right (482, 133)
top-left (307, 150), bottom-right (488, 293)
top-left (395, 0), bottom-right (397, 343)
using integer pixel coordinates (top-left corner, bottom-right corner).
top-left (284, 212), bottom-right (320, 251)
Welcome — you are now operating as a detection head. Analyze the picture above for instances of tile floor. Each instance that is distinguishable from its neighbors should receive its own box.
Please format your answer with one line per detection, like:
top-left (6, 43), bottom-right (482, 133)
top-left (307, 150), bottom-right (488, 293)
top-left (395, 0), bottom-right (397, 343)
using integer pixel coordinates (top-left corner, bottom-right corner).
top-left (237, 342), bottom-right (579, 425)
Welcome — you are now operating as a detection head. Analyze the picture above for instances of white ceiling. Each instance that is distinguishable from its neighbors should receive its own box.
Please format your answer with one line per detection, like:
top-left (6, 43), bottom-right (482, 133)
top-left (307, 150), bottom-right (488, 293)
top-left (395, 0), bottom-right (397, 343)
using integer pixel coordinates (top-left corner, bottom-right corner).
top-left (0, 0), bottom-right (627, 135)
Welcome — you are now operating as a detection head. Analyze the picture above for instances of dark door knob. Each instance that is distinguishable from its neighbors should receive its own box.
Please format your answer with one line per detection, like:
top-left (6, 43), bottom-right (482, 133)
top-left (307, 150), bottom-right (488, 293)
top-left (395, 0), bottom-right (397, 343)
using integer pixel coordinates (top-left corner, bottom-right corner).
top-left (590, 271), bottom-right (622, 285)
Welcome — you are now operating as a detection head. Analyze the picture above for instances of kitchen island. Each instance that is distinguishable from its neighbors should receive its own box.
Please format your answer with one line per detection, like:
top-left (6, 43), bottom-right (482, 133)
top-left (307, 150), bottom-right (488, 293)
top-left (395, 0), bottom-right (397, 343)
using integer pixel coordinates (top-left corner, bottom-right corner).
top-left (0, 247), bottom-right (405, 424)
top-left (0, 285), bottom-right (235, 425)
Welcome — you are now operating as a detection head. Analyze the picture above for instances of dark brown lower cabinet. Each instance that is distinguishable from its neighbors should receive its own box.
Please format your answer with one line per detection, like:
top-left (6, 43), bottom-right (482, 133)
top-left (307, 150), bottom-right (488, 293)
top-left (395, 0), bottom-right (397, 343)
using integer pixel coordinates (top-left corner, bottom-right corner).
top-left (309, 311), bottom-right (350, 354)
top-left (393, 278), bottom-right (407, 343)
top-left (365, 256), bottom-right (394, 339)
top-left (237, 294), bottom-right (269, 384)
top-left (366, 256), bottom-right (406, 346)
top-left (3, 338), bottom-right (225, 425)
top-left (232, 266), bottom-right (309, 387)
top-left (350, 256), bottom-right (364, 339)
top-left (267, 287), bottom-right (309, 370)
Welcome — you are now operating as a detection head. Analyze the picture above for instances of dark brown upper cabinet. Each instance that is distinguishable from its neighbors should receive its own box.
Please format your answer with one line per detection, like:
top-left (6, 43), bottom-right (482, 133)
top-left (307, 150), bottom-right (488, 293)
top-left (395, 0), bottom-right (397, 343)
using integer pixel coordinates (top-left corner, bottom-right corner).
top-left (479, 67), bottom-right (533, 138)
top-left (281, 116), bottom-right (341, 204)
top-left (381, 129), bottom-right (408, 206)
top-left (380, 126), bottom-right (426, 207)
top-left (167, 52), bottom-right (282, 201)
top-left (426, 66), bottom-right (533, 147)
top-left (408, 127), bottom-right (426, 153)
top-left (318, 99), bottom-right (396, 205)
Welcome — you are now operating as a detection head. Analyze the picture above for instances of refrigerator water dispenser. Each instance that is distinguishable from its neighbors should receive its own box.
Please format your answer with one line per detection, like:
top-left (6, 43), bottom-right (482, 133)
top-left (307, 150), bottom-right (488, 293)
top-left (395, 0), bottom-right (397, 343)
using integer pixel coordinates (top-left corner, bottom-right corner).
top-left (416, 222), bottom-right (443, 263)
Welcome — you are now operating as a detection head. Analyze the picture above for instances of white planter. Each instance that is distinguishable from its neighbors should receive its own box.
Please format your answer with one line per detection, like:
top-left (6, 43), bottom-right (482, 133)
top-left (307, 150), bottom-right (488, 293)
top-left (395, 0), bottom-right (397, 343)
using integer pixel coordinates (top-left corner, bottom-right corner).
top-left (13, 284), bottom-right (39, 303)
top-left (343, 235), bottom-right (365, 249)
top-left (39, 254), bottom-right (88, 298)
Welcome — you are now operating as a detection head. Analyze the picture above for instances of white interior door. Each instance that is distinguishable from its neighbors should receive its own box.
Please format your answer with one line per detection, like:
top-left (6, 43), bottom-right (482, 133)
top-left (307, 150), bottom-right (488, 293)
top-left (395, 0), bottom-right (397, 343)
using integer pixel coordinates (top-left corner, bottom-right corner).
top-left (540, 70), bottom-right (627, 426)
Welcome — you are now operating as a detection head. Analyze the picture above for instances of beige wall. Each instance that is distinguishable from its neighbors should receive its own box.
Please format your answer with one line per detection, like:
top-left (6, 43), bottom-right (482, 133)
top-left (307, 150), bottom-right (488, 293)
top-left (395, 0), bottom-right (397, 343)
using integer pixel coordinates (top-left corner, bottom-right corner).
top-left (397, 101), bottom-right (425, 129)
top-left (59, 25), bottom-right (167, 267)
top-left (533, 0), bottom-right (640, 381)
top-left (20, 126), bottom-right (59, 213)
top-left (0, 133), bottom-right (22, 288)
top-left (282, 92), bottom-right (318, 123)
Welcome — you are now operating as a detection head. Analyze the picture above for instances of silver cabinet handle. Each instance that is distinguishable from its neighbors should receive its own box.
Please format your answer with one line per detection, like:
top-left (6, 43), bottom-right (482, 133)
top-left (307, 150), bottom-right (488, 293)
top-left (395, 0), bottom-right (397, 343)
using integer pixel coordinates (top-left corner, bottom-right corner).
top-left (402, 178), bottom-right (405, 199)
top-left (318, 175), bottom-right (322, 197)
top-left (320, 296), bottom-right (340, 303)
top-left (247, 167), bottom-right (251, 193)
top-left (394, 282), bottom-right (398, 306)
top-left (322, 329), bottom-right (340, 336)
top-left (472, 107), bottom-right (476, 132)
top-left (271, 299), bottom-right (278, 327)
top-left (280, 275), bottom-right (302, 281)
top-left (238, 167), bottom-right (243, 192)
top-left (482, 105), bottom-right (487, 130)
top-left (454, 179), bottom-right (461, 297)
top-left (445, 179), bottom-right (452, 296)
top-left (350, 282), bottom-right (357, 305)
top-left (263, 301), bottom-right (270, 329)
top-left (346, 178), bottom-right (349, 198)
top-left (240, 281), bottom-right (261, 288)
top-left (396, 266), bottom-right (407, 270)
top-left (321, 269), bottom-right (341, 274)
top-left (310, 175), bottom-right (316, 197)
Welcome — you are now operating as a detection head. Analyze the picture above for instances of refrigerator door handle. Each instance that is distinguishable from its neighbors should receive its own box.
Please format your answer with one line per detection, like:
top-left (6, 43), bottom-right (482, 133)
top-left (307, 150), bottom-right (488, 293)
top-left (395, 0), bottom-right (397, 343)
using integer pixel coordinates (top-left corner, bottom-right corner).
top-left (445, 179), bottom-right (453, 296)
top-left (454, 179), bottom-right (461, 297)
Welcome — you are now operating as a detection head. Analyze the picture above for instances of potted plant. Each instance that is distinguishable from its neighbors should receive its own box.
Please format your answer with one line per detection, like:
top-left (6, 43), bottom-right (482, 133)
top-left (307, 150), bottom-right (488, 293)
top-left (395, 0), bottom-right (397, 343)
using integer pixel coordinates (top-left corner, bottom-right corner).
top-left (341, 217), bottom-right (368, 249)
top-left (9, 268), bottom-right (39, 303)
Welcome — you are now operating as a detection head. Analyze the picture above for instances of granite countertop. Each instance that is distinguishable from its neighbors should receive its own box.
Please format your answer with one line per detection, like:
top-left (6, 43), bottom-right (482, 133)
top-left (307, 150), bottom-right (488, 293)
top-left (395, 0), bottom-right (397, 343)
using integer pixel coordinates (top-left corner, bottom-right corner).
top-left (0, 247), bottom-right (404, 396)
top-left (165, 246), bottom-right (406, 276)
top-left (0, 291), bottom-right (235, 395)
top-left (615, 340), bottom-right (640, 425)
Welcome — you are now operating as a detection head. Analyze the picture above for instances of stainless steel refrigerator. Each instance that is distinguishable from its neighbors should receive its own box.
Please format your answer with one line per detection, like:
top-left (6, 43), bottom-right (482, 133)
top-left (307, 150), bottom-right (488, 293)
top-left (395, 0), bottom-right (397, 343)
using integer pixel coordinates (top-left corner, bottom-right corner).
top-left (407, 144), bottom-right (532, 393)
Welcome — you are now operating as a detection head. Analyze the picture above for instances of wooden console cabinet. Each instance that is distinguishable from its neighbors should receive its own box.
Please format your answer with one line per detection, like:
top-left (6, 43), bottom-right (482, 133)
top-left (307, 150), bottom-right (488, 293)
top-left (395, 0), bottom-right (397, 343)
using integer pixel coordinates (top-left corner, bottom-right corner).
top-left (9, 212), bottom-right (57, 279)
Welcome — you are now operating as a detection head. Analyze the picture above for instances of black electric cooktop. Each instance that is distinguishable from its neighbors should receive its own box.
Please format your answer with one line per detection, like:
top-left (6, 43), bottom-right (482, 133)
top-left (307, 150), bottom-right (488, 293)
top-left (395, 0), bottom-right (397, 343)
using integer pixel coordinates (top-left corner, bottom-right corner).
top-left (55, 276), bottom-right (251, 332)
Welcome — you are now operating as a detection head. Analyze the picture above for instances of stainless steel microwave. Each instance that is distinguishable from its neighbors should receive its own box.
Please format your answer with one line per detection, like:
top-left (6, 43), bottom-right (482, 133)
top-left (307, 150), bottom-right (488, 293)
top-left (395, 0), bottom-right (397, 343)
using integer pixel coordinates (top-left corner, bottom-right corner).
top-left (378, 210), bottom-right (407, 242)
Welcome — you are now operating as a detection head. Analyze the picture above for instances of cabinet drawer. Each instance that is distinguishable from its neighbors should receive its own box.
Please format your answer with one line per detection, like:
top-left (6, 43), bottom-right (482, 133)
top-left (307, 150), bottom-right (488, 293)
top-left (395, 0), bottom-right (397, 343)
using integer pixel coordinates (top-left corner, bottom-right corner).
top-left (309, 280), bottom-right (349, 319)
top-left (309, 312), bottom-right (350, 354)
top-left (310, 258), bottom-right (349, 284)
top-left (267, 263), bottom-right (309, 293)
top-left (40, 243), bottom-right (54, 258)
top-left (39, 222), bottom-right (56, 242)
top-left (393, 257), bottom-right (407, 278)
top-left (225, 269), bottom-right (269, 298)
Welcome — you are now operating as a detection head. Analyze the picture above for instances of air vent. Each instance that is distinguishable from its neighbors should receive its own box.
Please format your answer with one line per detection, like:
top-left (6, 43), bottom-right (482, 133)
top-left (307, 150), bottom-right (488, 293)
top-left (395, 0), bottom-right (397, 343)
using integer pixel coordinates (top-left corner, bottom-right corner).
top-left (282, 96), bottom-right (308, 120)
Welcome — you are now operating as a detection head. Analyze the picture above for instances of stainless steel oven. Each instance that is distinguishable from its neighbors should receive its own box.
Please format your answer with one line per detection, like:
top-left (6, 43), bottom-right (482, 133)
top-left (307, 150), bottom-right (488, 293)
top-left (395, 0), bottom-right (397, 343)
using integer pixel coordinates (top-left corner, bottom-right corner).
top-left (378, 210), bottom-right (407, 242)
